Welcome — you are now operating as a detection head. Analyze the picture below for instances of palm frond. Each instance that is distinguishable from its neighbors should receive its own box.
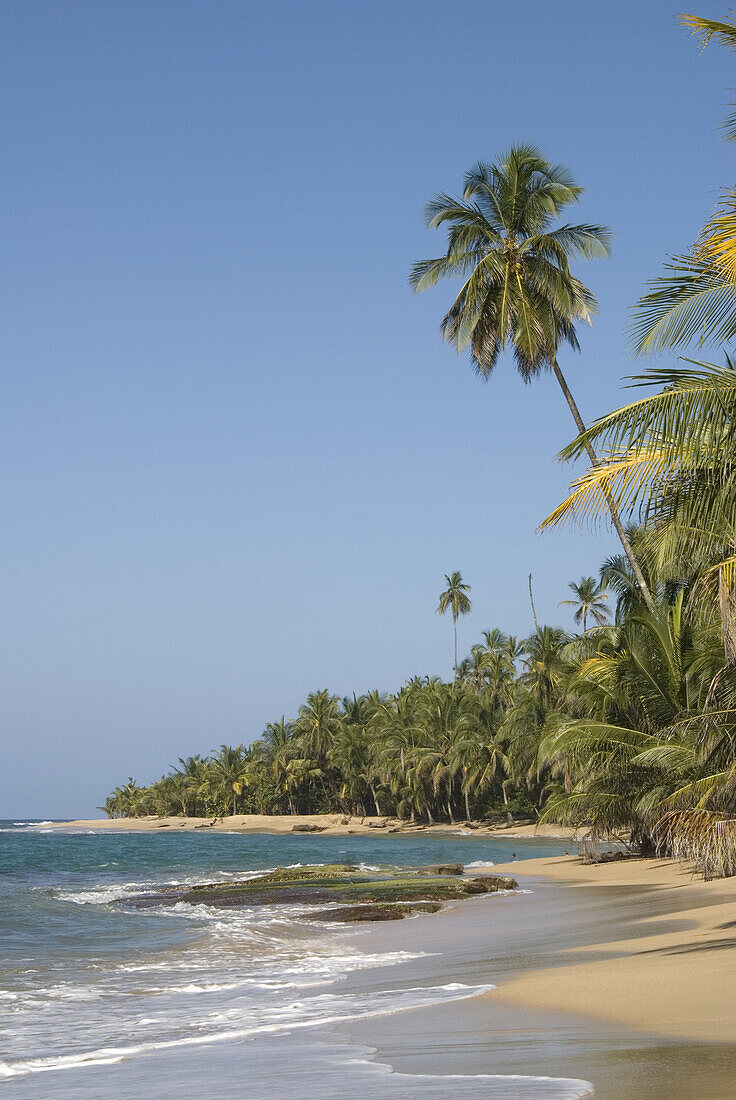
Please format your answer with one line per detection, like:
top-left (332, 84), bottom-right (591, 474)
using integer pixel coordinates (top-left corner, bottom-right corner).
top-left (630, 253), bottom-right (736, 355)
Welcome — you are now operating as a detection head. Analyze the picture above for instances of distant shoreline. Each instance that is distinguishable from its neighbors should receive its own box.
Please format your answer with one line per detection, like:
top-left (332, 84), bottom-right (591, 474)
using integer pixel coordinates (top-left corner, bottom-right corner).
top-left (41, 813), bottom-right (579, 840)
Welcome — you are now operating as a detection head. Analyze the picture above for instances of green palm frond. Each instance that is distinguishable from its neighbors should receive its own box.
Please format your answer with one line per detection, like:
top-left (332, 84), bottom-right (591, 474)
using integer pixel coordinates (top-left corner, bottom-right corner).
top-left (630, 252), bottom-right (736, 354)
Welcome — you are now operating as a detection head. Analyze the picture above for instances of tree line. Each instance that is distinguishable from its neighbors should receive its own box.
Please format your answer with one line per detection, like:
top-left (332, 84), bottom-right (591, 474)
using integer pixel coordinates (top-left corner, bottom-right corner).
top-left (101, 578), bottom-right (609, 829)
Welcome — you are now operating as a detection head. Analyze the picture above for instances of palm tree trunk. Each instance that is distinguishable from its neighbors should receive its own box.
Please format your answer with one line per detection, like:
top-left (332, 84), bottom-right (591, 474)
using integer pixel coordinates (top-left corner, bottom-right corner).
top-left (528, 573), bottom-right (540, 633)
top-left (552, 361), bottom-right (655, 613)
top-left (368, 781), bottom-right (381, 816)
top-left (718, 568), bottom-right (736, 662)
top-left (453, 613), bottom-right (458, 680)
top-left (502, 779), bottom-right (513, 826)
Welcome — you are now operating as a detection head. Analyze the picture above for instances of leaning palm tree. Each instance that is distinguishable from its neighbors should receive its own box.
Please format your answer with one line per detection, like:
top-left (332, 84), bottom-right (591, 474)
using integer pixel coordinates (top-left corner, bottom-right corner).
top-left (411, 144), bottom-right (654, 611)
top-left (437, 571), bottom-right (472, 679)
top-left (559, 576), bottom-right (610, 633)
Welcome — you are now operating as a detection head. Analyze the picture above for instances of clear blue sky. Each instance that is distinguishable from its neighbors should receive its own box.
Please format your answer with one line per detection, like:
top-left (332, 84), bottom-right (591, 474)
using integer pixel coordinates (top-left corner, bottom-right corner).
top-left (1, 1), bottom-right (732, 817)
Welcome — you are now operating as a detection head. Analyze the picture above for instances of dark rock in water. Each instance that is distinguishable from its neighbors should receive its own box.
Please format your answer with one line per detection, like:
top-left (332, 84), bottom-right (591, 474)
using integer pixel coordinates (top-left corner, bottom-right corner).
top-left (291, 823), bottom-right (327, 833)
top-left (476, 874), bottom-right (517, 890)
top-left (307, 901), bottom-right (443, 922)
top-left (121, 864), bottom-right (517, 918)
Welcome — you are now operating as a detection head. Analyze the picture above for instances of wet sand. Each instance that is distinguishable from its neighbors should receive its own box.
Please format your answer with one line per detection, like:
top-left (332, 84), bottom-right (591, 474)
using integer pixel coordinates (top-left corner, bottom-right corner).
top-left (343, 857), bottom-right (736, 1098)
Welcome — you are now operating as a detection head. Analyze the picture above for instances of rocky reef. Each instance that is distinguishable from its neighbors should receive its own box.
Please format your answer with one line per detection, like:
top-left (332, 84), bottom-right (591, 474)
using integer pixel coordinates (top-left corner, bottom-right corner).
top-left (122, 864), bottom-right (517, 921)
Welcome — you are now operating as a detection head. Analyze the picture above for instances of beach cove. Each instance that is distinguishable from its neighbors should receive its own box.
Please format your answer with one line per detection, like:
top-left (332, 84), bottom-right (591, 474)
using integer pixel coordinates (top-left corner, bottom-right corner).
top-left (1, 823), bottom-right (734, 1096)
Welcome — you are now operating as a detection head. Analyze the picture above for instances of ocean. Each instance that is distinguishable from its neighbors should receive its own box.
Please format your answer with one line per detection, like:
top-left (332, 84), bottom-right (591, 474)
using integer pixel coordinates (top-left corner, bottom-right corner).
top-left (0, 822), bottom-right (594, 1098)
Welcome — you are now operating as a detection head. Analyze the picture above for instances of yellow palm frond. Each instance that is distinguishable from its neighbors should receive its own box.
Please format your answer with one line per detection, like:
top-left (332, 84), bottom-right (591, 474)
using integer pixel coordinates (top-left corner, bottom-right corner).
top-left (539, 448), bottom-right (688, 530)
top-left (699, 191), bottom-right (736, 284)
top-left (681, 12), bottom-right (736, 51)
top-left (681, 13), bottom-right (736, 141)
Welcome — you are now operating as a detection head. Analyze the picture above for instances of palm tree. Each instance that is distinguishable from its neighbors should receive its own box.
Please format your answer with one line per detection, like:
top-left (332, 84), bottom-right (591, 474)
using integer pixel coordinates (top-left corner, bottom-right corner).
top-left (560, 576), bottom-right (610, 633)
top-left (260, 718), bottom-right (296, 812)
top-left (437, 571), bottom-right (472, 679)
top-left (411, 144), bottom-right (654, 611)
top-left (209, 744), bottom-right (248, 816)
top-left (481, 628), bottom-right (509, 655)
top-left (521, 627), bottom-right (570, 712)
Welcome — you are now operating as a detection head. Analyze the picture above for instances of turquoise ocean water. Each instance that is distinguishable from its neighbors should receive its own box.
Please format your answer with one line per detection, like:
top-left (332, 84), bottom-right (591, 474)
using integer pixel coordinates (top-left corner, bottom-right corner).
top-left (0, 823), bottom-right (594, 1098)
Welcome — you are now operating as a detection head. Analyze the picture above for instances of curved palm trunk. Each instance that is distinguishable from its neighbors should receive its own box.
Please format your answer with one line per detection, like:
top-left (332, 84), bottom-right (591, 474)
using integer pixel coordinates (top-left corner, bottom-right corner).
top-left (528, 573), bottom-right (540, 633)
top-left (368, 781), bottom-right (381, 817)
top-left (718, 569), bottom-right (736, 663)
top-left (552, 361), bottom-right (655, 613)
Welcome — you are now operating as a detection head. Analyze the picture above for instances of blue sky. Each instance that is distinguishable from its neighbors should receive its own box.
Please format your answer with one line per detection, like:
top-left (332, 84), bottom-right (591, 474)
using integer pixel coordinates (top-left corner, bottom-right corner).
top-left (1, 1), bottom-right (732, 816)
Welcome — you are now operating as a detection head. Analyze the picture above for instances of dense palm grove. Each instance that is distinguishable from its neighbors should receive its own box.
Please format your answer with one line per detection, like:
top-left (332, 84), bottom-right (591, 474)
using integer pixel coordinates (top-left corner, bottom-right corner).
top-left (101, 612), bottom-right (586, 827)
top-left (107, 13), bottom-right (736, 878)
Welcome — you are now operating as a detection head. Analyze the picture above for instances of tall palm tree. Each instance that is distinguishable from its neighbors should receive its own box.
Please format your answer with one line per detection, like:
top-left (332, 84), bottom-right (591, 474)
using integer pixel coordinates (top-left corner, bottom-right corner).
top-left (411, 144), bottom-right (654, 611)
top-left (437, 571), bottom-right (472, 679)
top-left (559, 576), bottom-right (610, 633)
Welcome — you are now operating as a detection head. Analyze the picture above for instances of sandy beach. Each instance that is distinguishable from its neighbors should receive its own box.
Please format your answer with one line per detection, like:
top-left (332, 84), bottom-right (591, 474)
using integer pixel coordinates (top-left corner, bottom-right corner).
top-left (487, 853), bottom-right (736, 1045)
top-left (44, 813), bottom-right (578, 839)
top-left (49, 816), bottom-right (736, 1046)
top-left (346, 851), bottom-right (736, 1098)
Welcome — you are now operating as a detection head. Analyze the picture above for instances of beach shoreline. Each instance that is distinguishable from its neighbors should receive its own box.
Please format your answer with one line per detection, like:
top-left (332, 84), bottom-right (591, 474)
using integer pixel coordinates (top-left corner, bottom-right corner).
top-left (38, 817), bottom-right (736, 1066)
top-left (14, 820), bottom-right (736, 1095)
top-left (344, 853), bottom-right (736, 1098)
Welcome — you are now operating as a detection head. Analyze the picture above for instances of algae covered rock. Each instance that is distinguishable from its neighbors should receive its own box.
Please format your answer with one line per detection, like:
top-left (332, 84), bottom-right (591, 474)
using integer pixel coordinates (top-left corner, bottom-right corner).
top-left (307, 901), bottom-right (443, 922)
top-left (414, 864), bottom-right (465, 876)
top-left (122, 864), bottom-right (516, 921)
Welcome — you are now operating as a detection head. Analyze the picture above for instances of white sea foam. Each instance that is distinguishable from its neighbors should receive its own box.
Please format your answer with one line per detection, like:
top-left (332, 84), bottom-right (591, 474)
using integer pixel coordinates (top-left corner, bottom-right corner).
top-left (387, 1071), bottom-right (594, 1098)
top-left (0, 981), bottom-right (495, 1079)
